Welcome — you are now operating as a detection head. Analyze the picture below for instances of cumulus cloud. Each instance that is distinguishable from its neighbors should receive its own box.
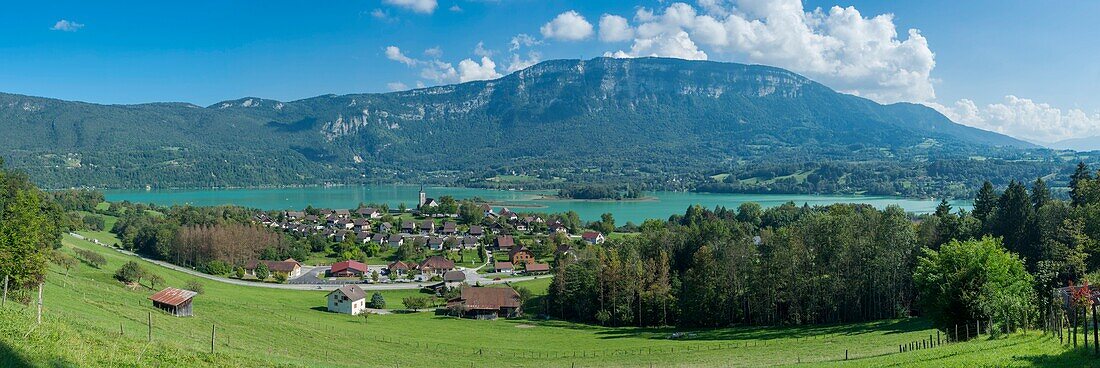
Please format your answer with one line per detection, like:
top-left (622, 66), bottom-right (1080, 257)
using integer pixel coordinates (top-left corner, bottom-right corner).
top-left (423, 46), bottom-right (443, 58)
top-left (599, 14), bottom-right (634, 42)
top-left (510, 34), bottom-right (541, 52)
top-left (600, 0), bottom-right (936, 104)
top-left (457, 57), bottom-right (503, 82)
top-left (506, 51), bottom-right (542, 73)
top-left (929, 96), bottom-right (1100, 143)
top-left (387, 44), bottom-right (503, 84)
top-left (50, 19), bottom-right (84, 32)
top-left (474, 41), bottom-right (494, 57)
top-left (387, 82), bottom-right (410, 91)
top-left (385, 46), bottom-right (416, 66)
top-left (383, 0), bottom-right (437, 14)
top-left (540, 11), bottom-right (594, 41)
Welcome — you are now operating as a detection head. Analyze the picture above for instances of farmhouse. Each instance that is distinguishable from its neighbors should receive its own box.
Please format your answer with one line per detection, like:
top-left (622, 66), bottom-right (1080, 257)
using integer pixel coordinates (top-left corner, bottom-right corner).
top-left (494, 261), bottom-right (514, 273)
top-left (493, 235), bottom-right (515, 251)
top-left (525, 263), bottom-right (551, 275)
top-left (421, 220), bottom-right (436, 235)
top-left (387, 261), bottom-right (414, 276)
top-left (245, 259), bottom-right (303, 279)
top-left (401, 221), bottom-right (416, 233)
top-left (509, 246), bottom-right (535, 265)
top-left (468, 225), bottom-right (484, 237)
top-left (420, 256), bottom-right (455, 275)
top-left (443, 270), bottom-right (466, 287)
top-left (447, 286), bottom-right (522, 319)
top-left (388, 234), bottom-right (404, 247)
top-left (326, 285), bottom-right (367, 315)
top-left (149, 287), bottom-right (197, 317)
top-left (441, 222), bottom-right (457, 235)
top-left (331, 260), bottom-right (367, 278)
top-left (357, 207), bottom-right (382, 218)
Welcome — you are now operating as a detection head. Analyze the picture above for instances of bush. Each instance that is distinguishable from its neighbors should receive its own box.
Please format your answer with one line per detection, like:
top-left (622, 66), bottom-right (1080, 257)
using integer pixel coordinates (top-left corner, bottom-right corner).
top-left (913, 237), bottom-right (1035, 333)
top-left (114, 261), bottom-right (146, 284)
top-left (369, 292), bottom-right (386, 309)
top-left (234, 266), bottom-right (245, 279)
top-left (255, 263), bottom-right (270, 280)
top-left (199, 260), bottom-right (232, 276)
top-left (185, 280), bottom-right (205, 294)
top-left (402, 296), bottom-right (433, 310)
top-left (273, 272), bottom-right (287, 283)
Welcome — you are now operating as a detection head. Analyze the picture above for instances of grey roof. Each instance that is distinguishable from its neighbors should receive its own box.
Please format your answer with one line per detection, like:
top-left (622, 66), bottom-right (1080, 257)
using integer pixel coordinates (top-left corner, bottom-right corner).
top-left (330, 285), bottom-right (366, 301)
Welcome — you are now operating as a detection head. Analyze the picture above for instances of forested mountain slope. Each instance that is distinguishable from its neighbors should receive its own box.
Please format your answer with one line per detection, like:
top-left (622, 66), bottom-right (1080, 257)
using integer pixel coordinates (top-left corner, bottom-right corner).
top-left (0, 57), bottom-right (1081, 195)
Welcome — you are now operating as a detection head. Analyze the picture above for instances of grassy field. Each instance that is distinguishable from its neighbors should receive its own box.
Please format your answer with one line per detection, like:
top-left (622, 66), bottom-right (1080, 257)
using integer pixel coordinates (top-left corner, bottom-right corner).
top-left (0, 233), bottom-right (1088, 367)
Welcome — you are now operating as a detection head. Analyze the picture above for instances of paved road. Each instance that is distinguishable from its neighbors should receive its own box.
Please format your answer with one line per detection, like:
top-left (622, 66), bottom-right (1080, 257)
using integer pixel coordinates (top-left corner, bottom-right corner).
top-left (69, 232), bottom-right (543, 291)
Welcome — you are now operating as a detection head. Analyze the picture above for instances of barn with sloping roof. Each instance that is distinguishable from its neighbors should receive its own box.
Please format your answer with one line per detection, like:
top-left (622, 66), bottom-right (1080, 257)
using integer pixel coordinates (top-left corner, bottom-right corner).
top-left (149, 287), bottom-right (198, 317)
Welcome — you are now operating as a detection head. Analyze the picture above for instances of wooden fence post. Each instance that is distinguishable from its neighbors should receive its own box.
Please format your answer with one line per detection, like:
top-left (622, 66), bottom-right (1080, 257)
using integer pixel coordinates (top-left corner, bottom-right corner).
top-left (211, 324), bottom-right (216, 354)
top-left (1094, 303), bottom-right (1099, 355)
top-left (147, 311), bottom-right (152, 342)
top-left (2, 275), bottom-right (8, 308)
top-left (36, 283), bottom-right (43, 324)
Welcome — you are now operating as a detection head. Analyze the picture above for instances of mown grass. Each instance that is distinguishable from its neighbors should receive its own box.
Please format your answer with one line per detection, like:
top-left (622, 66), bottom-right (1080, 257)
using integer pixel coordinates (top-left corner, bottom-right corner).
top-left (0, 233), bottom-right (1087, 367)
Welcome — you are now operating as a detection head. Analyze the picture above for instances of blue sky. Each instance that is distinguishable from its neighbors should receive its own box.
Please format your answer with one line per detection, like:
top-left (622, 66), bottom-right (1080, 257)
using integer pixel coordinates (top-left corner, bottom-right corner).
top-left (1, 0), bottom-right (1098, 143)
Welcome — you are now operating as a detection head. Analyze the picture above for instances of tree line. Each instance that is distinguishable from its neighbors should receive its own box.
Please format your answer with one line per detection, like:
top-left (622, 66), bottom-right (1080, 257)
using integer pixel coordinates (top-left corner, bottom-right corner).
top-left (547, 162), bottom-right (1100, 332)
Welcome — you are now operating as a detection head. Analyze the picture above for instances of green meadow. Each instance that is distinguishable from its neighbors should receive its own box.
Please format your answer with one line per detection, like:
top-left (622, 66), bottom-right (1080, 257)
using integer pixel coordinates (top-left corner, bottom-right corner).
top-left (0, 233), bottom-right (1087, 367)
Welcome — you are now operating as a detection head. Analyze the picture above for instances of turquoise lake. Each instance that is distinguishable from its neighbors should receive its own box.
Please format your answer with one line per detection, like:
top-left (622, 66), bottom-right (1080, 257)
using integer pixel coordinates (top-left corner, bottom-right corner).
top-left (104, 185), bottom-right (971, 224)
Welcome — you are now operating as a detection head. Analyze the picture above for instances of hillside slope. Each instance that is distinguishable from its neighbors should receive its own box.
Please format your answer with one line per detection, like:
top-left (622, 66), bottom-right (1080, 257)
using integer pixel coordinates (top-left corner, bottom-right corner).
top-left (0, 57), bottom-right (1041, 190)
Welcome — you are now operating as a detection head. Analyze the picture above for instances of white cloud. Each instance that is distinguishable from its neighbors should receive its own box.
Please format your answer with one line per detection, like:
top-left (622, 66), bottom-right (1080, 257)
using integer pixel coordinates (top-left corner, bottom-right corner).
top-left (474, 41), bottom-right (494, 57)
top-left (598, 14), bottom-right (634, 42)
top-left (449, 5), bottom-right (462, 12)
top-left (385, 46), bottom-right (416, 66)
top-left (506, 51), bottom-right (542, 73)
top-left (604, 0), bottom-right (936, 104)
top-left (929, 96), bottom-right (1100, 143)
top-left (383, 0), bottom-right (437, 14)
top-left (540, 11), bottom-right (594, 41)
top-left (387, 82), bottom-right (410, 91)
top-left (420, 60), bottom-right (459, 83)
top-left (423, 47), bottom-right (443, 58)
top-left (509, 34), bottom-right (541, 52)
top-left (457, 56), bottom-right (503, 82)
top-left (50, 19), bottom-right (84, 32)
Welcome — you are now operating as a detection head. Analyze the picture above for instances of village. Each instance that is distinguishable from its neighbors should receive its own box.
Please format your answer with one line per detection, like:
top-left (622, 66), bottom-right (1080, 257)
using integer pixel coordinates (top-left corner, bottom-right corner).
top-left (148, 187), bottom-right (607, 320)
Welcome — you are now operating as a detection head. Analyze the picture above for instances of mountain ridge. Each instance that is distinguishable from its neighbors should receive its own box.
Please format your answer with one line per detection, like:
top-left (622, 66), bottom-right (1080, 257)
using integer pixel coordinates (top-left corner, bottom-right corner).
top-left (0, 57), bottom-right (1059, 192)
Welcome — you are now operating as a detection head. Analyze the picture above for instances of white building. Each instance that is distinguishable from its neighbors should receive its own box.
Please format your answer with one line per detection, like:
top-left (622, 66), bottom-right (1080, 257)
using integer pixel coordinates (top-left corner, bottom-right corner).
top-left (326, 285), bottom-right (367, 315)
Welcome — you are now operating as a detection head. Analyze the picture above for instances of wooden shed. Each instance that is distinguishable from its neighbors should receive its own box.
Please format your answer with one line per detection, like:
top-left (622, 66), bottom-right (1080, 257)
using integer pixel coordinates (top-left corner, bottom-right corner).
top-left (149, 287), bottom-right (198, 317)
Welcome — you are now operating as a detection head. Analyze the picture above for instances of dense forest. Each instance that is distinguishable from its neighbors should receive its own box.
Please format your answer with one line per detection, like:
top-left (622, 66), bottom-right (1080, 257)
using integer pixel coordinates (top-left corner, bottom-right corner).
top-left (547, 162), bottom-right (1100, 332)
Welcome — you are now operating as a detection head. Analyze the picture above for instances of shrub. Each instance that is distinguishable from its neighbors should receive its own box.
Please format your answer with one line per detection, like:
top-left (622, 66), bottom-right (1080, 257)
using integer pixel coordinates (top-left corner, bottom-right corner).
top-left (185, 280), bottom-right (205, 294)
top-left (255, 263), bottom-right (270, 280)
top-left (114, 261), bottom-right (146, 284)
top-left (914, 237), bottom-right (1035, 333)
top-left (199, 260), bottom-right (232, 276)
top-left (273, 272), bottom-right (287, 283)
top-left (369, 292), bottom-right (386, 309)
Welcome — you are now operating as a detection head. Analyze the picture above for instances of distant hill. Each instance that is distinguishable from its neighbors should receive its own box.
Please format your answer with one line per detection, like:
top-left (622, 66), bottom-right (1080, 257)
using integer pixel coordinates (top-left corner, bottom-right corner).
top-left (1048, 136), bottom-right (1100, 152)
top-left (0, 57), bottom-right (1064, 193)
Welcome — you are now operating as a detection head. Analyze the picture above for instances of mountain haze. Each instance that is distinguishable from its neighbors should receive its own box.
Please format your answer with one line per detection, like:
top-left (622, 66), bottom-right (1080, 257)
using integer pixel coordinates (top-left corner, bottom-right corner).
top-left (0, 57), bottom-right (1043, 191)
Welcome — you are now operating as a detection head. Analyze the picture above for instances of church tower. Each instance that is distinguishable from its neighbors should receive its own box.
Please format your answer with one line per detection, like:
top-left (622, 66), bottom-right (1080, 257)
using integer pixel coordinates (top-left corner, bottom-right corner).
top-left (418, 185), bottom-right (426, 208)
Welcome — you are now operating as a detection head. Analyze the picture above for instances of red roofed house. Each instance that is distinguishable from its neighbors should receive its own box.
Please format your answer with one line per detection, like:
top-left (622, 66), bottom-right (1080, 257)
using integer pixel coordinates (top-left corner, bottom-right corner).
top-left (582, 231), bottom-right (606, 245)
top-left (331, 260), bottom-right (367, 278)
top-left (419, 256), bottom-right (455, 275)
top-left (525, 263), bottom-right (551, 275)
top-left (149, 287), bottom-right (198, 317)
top-left (387, 261), bottom-right (414, 277)
top-left (493, 235), bottom-right (515, 251)
top-left (447, 286), bottom-right (522, 319)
